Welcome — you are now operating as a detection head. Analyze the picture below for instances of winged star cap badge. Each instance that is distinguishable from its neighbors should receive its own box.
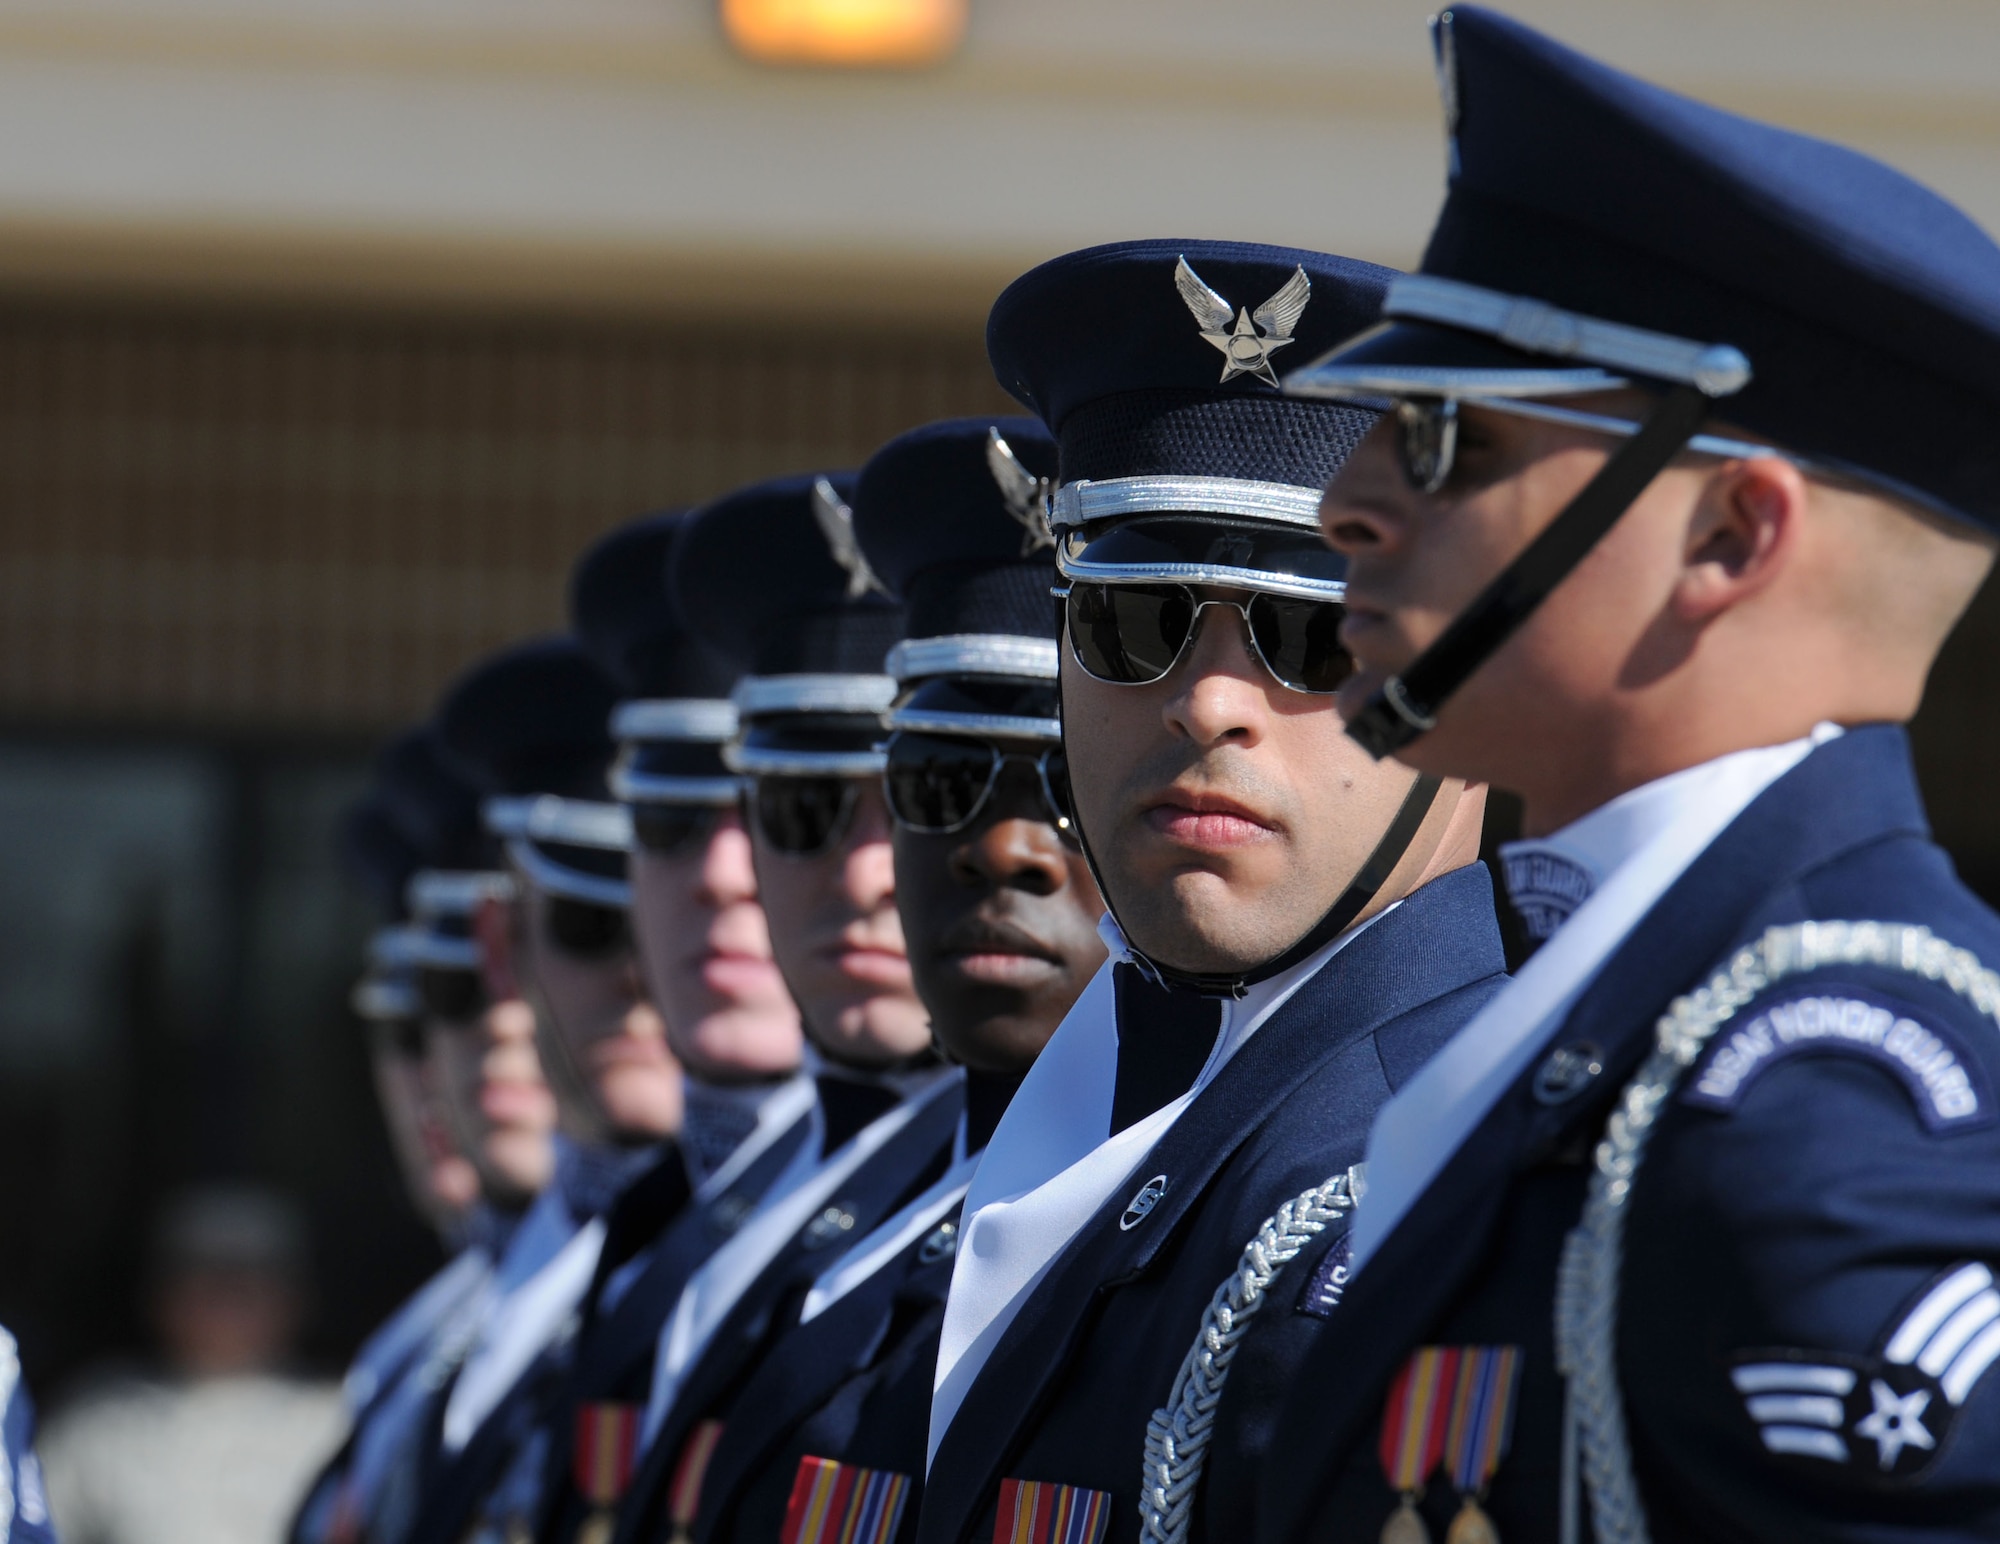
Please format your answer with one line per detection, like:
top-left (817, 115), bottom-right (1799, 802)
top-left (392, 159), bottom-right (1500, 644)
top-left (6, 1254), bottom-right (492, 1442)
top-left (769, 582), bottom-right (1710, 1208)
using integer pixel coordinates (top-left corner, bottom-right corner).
top-left (985, 428), bottom-right (1055, 556)
top-left (811, 477), bottom-right (889, 600)
top-left (1175, 256), bottom-right (1312, 388)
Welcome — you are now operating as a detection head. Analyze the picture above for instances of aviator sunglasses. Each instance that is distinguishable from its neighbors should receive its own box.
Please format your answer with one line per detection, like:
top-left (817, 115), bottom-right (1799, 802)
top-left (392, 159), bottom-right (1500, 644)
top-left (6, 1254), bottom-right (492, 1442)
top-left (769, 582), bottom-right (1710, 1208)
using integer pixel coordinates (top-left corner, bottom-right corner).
top-left (882, 731), bottom-right (1075, 840)
top-left (750, 776), bottom-right (862, 859)
top-left (1061, 579), bottom-right (1354, 695)
top-left (1392, 394), bottom-right (1817, 496)
top-left (629, 802), bottom-right (726, 860)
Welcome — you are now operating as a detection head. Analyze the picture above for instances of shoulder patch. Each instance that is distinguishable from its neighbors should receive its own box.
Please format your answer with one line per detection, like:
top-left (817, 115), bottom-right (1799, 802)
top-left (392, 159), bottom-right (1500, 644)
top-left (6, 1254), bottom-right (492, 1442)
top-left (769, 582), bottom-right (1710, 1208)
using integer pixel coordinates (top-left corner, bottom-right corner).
top-left (1682, 989), bottom-right (1993, 1132)
top-left (1726, 1259), bottom-right (2000, 1484)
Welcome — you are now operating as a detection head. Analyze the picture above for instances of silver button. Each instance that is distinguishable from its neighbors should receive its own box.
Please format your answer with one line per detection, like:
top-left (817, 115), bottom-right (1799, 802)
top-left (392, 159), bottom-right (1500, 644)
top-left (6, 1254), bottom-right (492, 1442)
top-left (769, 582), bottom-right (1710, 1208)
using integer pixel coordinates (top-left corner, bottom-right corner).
top-left (1533, 1041), bottom-right (1605, 1106)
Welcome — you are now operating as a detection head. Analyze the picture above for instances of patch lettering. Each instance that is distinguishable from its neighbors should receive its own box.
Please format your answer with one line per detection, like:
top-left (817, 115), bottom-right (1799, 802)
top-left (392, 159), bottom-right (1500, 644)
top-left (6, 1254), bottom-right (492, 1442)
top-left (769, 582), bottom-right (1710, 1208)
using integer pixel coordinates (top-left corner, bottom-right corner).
top-left (1683, 990), bottom-right (1993, 1131)
top-left (1296, 1236), bottom-right (1353, 1319)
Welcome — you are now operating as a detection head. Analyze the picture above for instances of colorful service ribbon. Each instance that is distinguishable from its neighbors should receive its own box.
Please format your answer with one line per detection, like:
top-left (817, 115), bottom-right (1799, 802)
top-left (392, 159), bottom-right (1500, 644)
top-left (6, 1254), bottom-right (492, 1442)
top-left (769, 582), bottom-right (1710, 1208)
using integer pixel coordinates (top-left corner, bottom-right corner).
top-left (573, 1401), bottom-right (642, 1507)
top-left (781, 1455), bottom-right (913, 1544)
top-left (1377, 1346), bottom-right (1523, 1544)
top-left (991, 1478), bottom-right (1112, 1544)
top-left (666, 1419), bottom-right (726, 1544)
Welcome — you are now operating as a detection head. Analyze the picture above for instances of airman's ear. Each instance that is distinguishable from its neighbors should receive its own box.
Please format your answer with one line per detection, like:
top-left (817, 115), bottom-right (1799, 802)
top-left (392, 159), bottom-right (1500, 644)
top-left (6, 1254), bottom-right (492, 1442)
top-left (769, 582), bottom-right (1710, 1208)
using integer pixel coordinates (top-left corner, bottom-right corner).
top-left (1670, 456), bottom-right (1808, 623)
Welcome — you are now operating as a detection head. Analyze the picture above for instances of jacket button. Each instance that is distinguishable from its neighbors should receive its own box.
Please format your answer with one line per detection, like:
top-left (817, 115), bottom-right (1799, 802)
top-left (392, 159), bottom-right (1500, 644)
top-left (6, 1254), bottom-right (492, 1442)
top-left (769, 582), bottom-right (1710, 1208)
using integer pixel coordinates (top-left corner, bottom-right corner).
top-left (1533, 1042), bottom-right (1604, 1105)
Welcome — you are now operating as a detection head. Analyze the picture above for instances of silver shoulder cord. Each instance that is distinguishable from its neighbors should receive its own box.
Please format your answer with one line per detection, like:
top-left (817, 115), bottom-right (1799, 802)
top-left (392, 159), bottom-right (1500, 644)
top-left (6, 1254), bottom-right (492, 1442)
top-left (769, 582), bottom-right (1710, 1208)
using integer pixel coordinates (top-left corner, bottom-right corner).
top-left (1555, 920), bottom-right (2000, 1544)
top-left (1139, 1167), bottom-right (1366, 1544)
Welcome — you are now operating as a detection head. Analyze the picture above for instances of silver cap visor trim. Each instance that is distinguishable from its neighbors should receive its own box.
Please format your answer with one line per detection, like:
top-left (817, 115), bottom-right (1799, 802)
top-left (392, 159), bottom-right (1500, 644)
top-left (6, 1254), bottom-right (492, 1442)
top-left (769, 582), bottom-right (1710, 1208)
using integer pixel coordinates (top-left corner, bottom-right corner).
top-left (505, 838), bottom-right (632, 910)
top-left (610, 698), bottom-right (739, 744)
top-left (483, 795), bottom-right (634, 852)
top-left (888, 709), bottom-right (1062, 743)
top-left (352, 977), bottom-right (421, 1022)
top-left (407, 868), bottom-right (515, 920)
top-left (724, 745), bottom-right (888, 778)
top-left (609, 762), bottom-right (743, 806)
top-left (885, 634), bottom-right (1059, 685)
top-left (1055, 551), bottom-right (1346, 604)
top-left (1051, 476), bottom-right (1326, 532)
top-left (733, 674), bottom-right (898, 718)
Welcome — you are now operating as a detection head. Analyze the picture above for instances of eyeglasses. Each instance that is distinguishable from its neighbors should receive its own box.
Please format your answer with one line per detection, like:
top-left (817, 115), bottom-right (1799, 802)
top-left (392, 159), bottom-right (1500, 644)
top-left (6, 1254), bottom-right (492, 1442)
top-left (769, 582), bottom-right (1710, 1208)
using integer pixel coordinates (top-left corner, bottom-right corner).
top-left (1391, 394), bottom-right (1812, 496)
top-left (883, 731), bottom-right (1075, 839)
top-left (630, 803), bottom-right (725, 859)
top-left (543, 895), bottom-right (629, 959)
top-left (1063, 579), bottom-right (1353, 695)
top-left (751, 776), bottom-right (861, 859)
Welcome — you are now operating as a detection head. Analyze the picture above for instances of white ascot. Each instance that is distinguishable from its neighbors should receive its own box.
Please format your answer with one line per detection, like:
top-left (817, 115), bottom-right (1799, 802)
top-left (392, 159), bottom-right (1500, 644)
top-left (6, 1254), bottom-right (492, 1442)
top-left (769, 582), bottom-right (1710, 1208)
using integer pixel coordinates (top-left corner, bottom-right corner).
top-left (442, 1188), bottom-right (606, 1452)
top-left (929, 909), bottom-right (1387, 1465)
top-left (1351, 723), bottom-right (1843, 1273)
top-left (640, 1067), bottom-right (961, 1447)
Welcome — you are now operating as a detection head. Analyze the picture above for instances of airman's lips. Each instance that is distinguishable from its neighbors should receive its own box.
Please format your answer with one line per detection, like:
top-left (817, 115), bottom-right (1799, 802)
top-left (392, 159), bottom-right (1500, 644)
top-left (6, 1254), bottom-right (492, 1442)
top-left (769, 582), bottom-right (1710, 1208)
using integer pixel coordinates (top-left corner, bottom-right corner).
top-left (819, 929), bottom-right (913, 988)
top-left (1141, 787), bottom-right (1278, 850)
top-left (934, 914), bottom-right (1064, 985)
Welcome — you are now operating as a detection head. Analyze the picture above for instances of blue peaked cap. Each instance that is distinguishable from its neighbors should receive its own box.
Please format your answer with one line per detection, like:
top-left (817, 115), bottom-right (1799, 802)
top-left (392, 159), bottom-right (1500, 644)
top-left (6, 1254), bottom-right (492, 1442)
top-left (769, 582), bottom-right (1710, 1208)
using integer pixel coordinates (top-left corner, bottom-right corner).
top-left (569, 510), bottom-right (739, 701)
top-left (671, 471), bottom-right (904, 677)
top-left (371, 726), bottom-right (494, 873)
top-left (853, 416), bottom-right (1060, 644)
top-left (988, 239), bottom-right (1392, 492)
top-left (435, 636), bottom-right (619, 802)
top-left (1291, 6), bottom-right (2000, 533)
top-left (337, 796), bottom-right (424, 918)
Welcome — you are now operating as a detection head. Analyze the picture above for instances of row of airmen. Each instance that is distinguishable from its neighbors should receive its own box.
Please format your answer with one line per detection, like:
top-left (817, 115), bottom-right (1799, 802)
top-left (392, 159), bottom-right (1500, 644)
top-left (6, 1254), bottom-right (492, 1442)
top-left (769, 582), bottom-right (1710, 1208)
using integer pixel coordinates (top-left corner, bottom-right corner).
top-left (256, 10), bottom-right (2000, 1544)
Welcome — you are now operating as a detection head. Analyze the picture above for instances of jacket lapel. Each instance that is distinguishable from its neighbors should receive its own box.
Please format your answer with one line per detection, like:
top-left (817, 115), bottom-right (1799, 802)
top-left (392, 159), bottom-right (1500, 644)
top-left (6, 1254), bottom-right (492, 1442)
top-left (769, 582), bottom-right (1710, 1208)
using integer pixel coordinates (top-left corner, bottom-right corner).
top-left (1255, 725), bottom-right (1930, 1541)
top-left (921, 864), bottom-right (1505, 1544)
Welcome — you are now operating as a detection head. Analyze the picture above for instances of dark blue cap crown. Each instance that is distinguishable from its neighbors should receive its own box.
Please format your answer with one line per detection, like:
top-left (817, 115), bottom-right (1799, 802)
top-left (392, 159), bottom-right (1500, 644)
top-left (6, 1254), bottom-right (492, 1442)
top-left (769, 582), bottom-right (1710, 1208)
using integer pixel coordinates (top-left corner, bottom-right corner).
top-left (672, 471), bottom-right (905, 678)
top-left (337, 796), bottom-right (424, 918)
top-left (435, 636), bottom-right (619, 801)
top-left (988, 239), bottom-right (1393, 492)
top-left (372, 726), bottom-right (495, 873)
top-left (853, 416), bottom-right (1060, 644)
top-left (1306, 6), bottom-right (2000, 532)
top-left (570, 511), bottom-right (740, 702)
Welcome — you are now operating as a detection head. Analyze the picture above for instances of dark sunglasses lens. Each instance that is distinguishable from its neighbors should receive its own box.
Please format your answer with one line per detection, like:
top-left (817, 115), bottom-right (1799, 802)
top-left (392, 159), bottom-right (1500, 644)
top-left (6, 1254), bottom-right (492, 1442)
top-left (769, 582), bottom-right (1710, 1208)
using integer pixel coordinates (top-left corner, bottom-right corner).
top-left (1042, 749), bottom-right (1075, 829)
top-left (546, 896), bottom-right (628, 958)
top-left (419, 967), bottom-right (486, 1022)
top-left (755, 777), bottom-right (854, 856)
top-left (631, 803), bottom-right (721, 857)
top-left (1067, 582), bottom-right (1194, 685)
top-left (1395, 398), bottom-right (1458, 494)
top-left (1247, 595), bottom-right (1354, 693)
top-left (884, 735), bottom-right (996, 834)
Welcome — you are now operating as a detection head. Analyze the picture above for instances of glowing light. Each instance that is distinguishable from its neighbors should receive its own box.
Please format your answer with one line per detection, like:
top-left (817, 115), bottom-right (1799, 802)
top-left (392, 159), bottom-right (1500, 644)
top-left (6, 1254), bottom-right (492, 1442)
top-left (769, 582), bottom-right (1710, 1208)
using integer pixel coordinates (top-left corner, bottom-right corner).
top-left (721, 0), bottom-right (968, 68)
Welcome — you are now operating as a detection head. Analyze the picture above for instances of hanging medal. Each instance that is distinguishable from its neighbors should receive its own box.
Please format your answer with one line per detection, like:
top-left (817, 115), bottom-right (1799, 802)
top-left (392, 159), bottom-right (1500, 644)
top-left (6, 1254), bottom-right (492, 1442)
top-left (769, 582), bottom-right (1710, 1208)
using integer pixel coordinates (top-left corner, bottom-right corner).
top-left (1377, 1347), bottom-right (1460, 1544)
top-left (1441, 1347), bottom-right (1521, 1544)
top-left (572, 1402), bottom-right (641, 1544)
top-left (665, 1419), bottom-right (726, 1544)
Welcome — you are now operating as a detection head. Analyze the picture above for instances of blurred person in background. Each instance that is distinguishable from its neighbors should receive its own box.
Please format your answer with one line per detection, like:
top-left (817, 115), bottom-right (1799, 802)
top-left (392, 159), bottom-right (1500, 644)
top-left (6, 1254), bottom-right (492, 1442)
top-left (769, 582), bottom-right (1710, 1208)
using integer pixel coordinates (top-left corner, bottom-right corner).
top-left (524, 508), bottom-right (816, 1544)
top-left (413, 639), bottom-right (681, 1542)
top-left (290, 751), bottom-right (530, 1544)
top-left (604, 472), bottom-right (964, 1544)
top-left (691, 417), bottom-right (1107, 1544)
top-left (41, 1186), bottom-right (344, 1544)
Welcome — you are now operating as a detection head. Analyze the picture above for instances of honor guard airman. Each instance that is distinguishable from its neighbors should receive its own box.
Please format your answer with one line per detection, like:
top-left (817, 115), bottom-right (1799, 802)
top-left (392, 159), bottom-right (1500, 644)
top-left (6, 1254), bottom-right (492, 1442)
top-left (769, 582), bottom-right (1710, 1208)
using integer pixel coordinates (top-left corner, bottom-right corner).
top-left (298, 725), bottom-right (544, 1544)
top-left (1250, 9), bottom-right (2000, 1543)
top-left (913, 240), bottom-right (1508, 1544)
top-left (415, 638), bottom-right (658, 1543)
top-left (527, 508), bottom-right (815, 1544)
top-left (687, 416), bottom-right (1109, 1544)
top-left (603, 473), bottom-right (967, 1544)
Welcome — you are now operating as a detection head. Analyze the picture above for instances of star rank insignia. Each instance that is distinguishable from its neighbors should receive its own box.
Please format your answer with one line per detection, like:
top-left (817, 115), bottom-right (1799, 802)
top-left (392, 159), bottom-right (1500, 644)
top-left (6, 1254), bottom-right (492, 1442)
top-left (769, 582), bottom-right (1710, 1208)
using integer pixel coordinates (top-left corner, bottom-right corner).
top-left (985, 428), bottom-right (1054, 555)
top-left (1175, 256), bottom-right (1312, 388)
top-left (811, 478), bottom-right (890, 600)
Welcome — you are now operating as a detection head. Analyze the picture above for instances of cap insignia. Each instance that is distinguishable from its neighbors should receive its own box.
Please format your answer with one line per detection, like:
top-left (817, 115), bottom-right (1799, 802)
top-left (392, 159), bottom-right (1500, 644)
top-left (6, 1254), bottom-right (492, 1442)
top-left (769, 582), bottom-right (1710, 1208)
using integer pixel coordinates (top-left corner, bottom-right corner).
top-left (1175, 256), bottom-right (1311, 388)
top-left (986, 428), bottom-right (1055, 555)
top-left (811, 477), bottom-right (889, 600)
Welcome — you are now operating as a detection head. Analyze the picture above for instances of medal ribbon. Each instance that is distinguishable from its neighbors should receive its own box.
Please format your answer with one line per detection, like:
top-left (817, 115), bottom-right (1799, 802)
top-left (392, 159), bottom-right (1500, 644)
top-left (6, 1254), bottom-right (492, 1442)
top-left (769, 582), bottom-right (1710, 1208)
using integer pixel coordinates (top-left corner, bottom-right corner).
top-left (992, 1478), bottom-right (1113, 1544)
top-left (1378, 1346), bottom-right (1460, 1492)
top-left (572, 1402), bottom-right (641, 1506)
top-left (668, 1419), bottom-right (726, 1534)
top-left (781, 1456), bottom-right (912, 1544)
top-left (1444, 1347), bottom-right (1522, 1496)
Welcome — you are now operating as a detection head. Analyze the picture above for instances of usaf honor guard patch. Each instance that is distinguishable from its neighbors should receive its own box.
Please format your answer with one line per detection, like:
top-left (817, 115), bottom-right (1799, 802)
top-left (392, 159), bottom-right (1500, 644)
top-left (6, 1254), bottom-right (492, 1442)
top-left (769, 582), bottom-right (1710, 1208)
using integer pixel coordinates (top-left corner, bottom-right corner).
top-left (1730, 1260), bottom-right (2000, 1479)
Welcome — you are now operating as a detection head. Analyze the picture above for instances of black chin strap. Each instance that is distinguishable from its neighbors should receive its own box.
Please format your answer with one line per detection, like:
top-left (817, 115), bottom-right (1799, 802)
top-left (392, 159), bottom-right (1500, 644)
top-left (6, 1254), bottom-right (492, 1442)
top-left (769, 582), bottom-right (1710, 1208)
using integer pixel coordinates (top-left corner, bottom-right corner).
top-left (1347, 384), bottom-right (1714, 760)
top-left (1079, 765), bottom-right (1442, 1000)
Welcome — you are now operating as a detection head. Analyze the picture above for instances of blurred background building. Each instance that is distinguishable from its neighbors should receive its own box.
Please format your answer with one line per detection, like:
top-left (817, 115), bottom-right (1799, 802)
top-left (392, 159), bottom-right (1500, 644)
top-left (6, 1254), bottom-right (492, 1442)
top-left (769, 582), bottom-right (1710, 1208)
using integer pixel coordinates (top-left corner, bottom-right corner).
top-left (0, 0), bottom-right (1994, 1386)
